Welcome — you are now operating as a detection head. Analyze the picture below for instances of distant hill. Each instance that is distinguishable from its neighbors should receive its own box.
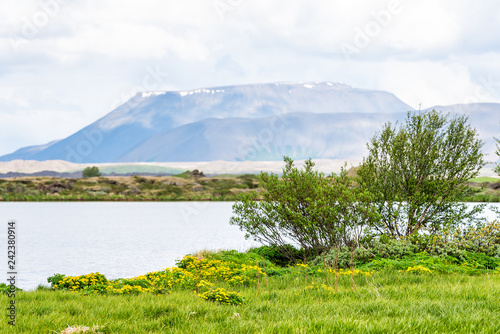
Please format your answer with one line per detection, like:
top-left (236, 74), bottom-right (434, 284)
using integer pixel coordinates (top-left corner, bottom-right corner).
top-left (0, 140), bottom-right (61, 162)
top-left (115, 112), bottom-right (403, 162)
top-left (0, 82), bottom-right (498, 163)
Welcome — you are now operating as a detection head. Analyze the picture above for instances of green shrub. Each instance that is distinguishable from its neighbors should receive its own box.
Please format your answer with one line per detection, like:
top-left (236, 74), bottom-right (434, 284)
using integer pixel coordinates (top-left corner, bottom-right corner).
top-left (231, 157), bottom-right (379, 262)
top-left (52, 272), bottom-right (108, 292)
top-left (313, 238), bottom-right (420, 268)
top-left (357, 110), bottom-right (486, 237)
top-left (360, 252), bottom-right (500, 274)
top-left (249, 244), bottom-right (306, 266)
top-left (82, 166), bottom-right (101, 178)
top-left (314, 226), bottom-right (500, 269)
top-left (47, 273), bottom-right (66, 288)
top-left (421, 221), bottom-right (500, 258)
top-left (0, 282), bottom-right (22, 294)
top-left (198, 288), bottom-right (244, 305)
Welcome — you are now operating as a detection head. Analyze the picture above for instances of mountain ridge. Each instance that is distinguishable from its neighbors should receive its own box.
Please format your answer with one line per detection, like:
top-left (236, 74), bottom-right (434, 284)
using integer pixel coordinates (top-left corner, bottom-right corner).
top-left (1, 81), bottom-right (498, 164)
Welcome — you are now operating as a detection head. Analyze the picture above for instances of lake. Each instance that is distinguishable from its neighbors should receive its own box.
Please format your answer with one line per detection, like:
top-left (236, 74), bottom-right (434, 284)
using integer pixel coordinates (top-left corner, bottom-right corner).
top-left (0, 202), bottom-right (498, 290)
top-left (0, 202), bottom-right (259, 290)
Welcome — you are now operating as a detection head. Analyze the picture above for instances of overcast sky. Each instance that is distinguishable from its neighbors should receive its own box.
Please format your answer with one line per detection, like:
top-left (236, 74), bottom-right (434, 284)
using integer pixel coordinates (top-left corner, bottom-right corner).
top-left (1, 0), bottom-right (499, 156)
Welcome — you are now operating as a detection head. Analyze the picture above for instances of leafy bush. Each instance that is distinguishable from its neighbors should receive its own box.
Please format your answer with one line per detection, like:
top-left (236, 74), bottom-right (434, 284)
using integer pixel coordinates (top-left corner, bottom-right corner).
top-left (198, 288), bottom-right (244, 305)
top-left (460, 252), bottom-right (499, 270)
top-left (249, 244), bottom-right (307, 266)
top-left (313, 238), bottom-right (420, 268)
top-left (357, 110), bottom-right (485, 237)
top-left (360, 252), bottom-right (500, 274)
top-left (47, 273), bottom-right (66, 288)
top-left (82, 167), bottom-right (101, 178)
top-left (52, 273), bottom-right (108, 292)
top-left (231, 157), bottom-right (379, 262)
top-left (314, 225), bottom-right (500, 270)
top-left (419, 221), bottom-right (500, 258)
top-left (457, 221), bottom-right (500, 256)
top-left (0, 283), bottom-right (22, 294)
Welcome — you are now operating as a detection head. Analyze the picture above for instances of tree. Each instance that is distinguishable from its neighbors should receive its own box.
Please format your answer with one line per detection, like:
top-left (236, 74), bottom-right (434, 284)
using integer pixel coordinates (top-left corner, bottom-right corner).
top-left (82, 166), bottom-right (101, 178)
top-left (357, 110), bottom-right (485, 238)
top-left (230, 157), bottom-right (379, 260)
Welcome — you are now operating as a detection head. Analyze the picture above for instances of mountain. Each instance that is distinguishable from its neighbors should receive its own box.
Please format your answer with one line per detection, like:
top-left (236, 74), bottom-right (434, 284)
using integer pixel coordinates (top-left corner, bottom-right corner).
top-left (116, 112), bottom-right (403, 162)
top-left (0, 82), bottom-right (498, 163)
top-left (0, 140), bottom-right (61, 161)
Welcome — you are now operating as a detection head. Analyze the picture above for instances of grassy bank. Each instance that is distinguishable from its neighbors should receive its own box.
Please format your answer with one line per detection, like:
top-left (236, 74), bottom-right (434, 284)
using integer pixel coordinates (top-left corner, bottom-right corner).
top-left (2, 249), bottom-right (500, 333)
top-left (0, 173), bottom-right (499, 202)
top-left (0, 173), bottom-right (260, 201)
top-left (4, 273), bottom-right (500, 333)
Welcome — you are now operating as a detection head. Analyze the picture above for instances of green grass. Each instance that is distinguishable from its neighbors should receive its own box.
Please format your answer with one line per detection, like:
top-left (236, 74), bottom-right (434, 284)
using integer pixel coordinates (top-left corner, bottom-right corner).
top-left (3, 269), bottom-right (500, 333)
top-left (469, 176), bottom-right (500, 183)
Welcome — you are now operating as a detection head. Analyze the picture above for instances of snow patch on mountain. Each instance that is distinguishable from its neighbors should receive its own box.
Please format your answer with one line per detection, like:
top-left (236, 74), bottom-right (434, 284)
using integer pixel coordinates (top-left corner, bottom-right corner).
top-left (141, 92), bottom-right (166, 98)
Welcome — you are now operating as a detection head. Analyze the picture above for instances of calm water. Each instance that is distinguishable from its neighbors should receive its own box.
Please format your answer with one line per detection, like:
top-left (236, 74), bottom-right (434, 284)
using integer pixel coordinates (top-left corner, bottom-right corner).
top-left (0, 202), bottom-right (498, 290)
top-left (0, 202), bottom-right (259, 290)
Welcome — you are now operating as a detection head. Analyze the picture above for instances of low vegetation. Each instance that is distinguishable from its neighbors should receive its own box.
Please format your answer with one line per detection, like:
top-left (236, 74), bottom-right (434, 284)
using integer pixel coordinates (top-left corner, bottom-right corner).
top-left (0, 173), bottom-right (498, 202)
top-left (3, 246), bottom-right (500, 333)
top-left (0, 172), bottom-right (261, 201)
top-left (82, 166), bottom-right (102, 178)
top-left (464, 180), bottom-right (500, 202)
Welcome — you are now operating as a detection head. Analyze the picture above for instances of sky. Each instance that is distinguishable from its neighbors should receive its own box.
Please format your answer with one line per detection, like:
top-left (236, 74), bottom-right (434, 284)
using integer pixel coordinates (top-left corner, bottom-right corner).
top-left (0, 0), bottom-right (500, 156)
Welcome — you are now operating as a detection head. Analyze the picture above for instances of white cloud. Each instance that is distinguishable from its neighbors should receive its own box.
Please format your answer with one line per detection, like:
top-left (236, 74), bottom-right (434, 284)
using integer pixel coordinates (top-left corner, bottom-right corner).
top-left (386, 1), bottom-right (461, 54)
top-left (375, 60), bottom-right (477, 109)
top-left (50, 22), bottom-right (210, 61)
